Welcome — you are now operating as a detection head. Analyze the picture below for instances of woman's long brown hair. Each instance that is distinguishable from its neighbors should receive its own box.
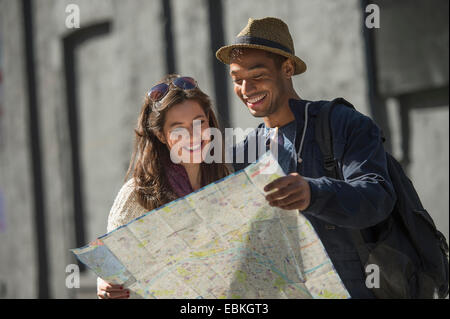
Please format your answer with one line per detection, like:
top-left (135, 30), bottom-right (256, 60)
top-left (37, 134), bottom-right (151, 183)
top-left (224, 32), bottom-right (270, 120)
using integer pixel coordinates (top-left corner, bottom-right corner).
top-left (125, 74), bottom-right (232, 211)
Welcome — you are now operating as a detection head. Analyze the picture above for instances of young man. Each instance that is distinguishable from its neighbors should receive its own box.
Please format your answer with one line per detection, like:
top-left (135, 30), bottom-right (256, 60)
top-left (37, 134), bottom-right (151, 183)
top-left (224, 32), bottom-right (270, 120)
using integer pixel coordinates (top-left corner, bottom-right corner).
top-left (216, 17), bottom-right (396, 298)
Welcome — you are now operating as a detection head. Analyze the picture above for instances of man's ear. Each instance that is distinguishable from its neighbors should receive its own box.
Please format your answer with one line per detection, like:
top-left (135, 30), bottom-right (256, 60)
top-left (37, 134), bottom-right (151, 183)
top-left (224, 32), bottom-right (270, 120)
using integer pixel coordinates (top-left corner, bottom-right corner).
top-left (282, 58), bottom-right (295, 78)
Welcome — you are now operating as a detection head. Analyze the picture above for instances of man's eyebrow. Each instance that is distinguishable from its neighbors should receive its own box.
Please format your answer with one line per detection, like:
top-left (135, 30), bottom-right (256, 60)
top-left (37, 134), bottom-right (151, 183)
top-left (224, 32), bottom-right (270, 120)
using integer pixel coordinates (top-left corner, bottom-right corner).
top-left (231, 64), bottom-right (268, 76)
top-left (248, 64), bottom-right (268, 71)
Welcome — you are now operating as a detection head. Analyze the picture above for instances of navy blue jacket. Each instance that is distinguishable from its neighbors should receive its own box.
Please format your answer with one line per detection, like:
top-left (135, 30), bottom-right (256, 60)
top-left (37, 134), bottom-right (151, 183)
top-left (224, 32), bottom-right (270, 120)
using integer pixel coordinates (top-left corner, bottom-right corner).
top-left (232, 98), bottom-right (397, 298)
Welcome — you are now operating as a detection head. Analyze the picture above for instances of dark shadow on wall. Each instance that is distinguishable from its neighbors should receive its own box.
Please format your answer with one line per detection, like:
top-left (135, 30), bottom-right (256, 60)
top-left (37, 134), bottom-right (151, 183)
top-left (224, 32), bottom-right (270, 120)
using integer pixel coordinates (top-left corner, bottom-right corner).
top-left (22, 0), bottom-right (49, 299)
top-left (62, 21), bottom-right (112, 272)
top-left (161, 0), bottom-right (177, 74)
top-left (397, 86), bottom-right (449, 173)
top-left (207, 0), bottom-right (230, 129)
top-left (361, 0), bottom-right (392, 153)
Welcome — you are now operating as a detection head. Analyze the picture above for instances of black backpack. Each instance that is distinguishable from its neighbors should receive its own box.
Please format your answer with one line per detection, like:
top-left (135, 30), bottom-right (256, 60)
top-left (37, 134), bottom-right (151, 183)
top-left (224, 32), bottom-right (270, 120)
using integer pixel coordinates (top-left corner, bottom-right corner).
top-left (314, 98), bottom-right (449, 299)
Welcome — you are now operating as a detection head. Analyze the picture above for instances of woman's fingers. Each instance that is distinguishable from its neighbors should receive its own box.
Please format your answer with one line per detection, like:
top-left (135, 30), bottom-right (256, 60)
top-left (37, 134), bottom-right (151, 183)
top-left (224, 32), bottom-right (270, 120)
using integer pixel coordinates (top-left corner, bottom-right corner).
top-left (97, 277), bottom-right (129, 299)
top-left (97, 277), bottom-right (123, 290)
top-left (98, 290), bottom-right (130, 299)
top-left (104, 286), bottom-right (125, 292)
top-left (107, 290), bottom-right (130, 299)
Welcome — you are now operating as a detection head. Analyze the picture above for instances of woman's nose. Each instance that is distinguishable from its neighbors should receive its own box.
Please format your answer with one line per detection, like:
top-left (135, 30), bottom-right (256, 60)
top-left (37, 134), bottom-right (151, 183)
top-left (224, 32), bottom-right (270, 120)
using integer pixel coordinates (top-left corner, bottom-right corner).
top-left (189, 124), bottom-right (203, 143)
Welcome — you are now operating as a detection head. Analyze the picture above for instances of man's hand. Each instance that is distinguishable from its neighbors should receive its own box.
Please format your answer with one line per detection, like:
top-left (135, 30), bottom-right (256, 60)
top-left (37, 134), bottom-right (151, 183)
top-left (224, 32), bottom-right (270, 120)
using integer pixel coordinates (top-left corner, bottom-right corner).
top-left (264, 173), bottom-right (311, 211)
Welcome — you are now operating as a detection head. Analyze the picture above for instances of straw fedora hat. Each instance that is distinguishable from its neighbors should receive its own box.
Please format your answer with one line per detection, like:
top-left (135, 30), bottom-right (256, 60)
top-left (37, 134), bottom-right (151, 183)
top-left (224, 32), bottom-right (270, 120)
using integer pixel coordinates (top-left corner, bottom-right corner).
top-left (216, 17), bottom-right (306, 75)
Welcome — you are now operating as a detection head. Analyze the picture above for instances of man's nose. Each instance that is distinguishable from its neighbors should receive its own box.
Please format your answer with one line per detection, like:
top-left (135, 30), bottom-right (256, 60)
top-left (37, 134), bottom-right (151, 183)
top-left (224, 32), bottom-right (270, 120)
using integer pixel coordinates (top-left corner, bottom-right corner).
top-left (241, 80), bottom-right (256, 96)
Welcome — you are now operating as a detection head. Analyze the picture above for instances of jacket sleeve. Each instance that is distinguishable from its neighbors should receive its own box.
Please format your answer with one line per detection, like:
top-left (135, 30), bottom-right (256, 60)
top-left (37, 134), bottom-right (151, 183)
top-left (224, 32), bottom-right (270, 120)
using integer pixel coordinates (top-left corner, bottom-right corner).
top-left (302, 107), bottom-right (396, 229)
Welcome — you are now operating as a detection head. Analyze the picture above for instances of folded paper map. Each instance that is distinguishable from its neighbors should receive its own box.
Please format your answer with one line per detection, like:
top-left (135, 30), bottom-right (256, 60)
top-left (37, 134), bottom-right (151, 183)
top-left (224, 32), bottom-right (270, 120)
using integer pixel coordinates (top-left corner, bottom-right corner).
top-left (71, 151), bottom-right (350, 299)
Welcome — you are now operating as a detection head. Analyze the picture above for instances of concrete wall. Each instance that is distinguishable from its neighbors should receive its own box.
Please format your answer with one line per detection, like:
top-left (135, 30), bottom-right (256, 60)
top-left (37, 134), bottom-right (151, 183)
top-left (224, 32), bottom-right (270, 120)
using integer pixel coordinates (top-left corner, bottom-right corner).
top-left (408, 106), bottom-right (448, 240)
top-left (1, 0), bottom-right (167, 298)
top-left (373, 0), bottom-right (449, 241)
top-left (36, 0), bottom-right (166, 298)
top-left (387, 98), bottom-right (449, 243)
top-left (374, 0), bottom-right (448, 96)
top-left (172, 0), bottom-right (215, 102)
top-left (0, 0), bottom-right (38, 299)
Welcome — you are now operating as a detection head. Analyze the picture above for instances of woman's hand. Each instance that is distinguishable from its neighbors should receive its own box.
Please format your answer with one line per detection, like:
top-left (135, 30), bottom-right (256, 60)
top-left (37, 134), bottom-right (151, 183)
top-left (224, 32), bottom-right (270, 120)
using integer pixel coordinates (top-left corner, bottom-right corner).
top-left (97, 277), bottom-right (130, 299)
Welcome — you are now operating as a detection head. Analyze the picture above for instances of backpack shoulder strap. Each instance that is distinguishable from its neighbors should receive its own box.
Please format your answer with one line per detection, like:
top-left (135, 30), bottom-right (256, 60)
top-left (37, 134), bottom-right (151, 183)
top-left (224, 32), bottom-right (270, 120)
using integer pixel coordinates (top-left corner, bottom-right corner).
top-left (315, 97), bottom-right (355, 179)
top-left (314, 98), bottom-right (371, 266)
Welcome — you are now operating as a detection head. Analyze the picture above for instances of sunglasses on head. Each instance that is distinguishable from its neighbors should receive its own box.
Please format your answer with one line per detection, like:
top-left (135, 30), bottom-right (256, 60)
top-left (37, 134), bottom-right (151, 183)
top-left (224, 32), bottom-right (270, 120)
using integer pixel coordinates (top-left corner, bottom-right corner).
top-left (147, 76), bottom-right (198, 112)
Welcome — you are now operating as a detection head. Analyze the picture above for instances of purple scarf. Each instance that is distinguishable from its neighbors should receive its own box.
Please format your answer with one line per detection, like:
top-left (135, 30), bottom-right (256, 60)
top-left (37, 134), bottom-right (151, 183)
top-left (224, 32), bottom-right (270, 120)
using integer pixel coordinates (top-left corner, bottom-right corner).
top-left (165, 162), bottom-right (195, 198)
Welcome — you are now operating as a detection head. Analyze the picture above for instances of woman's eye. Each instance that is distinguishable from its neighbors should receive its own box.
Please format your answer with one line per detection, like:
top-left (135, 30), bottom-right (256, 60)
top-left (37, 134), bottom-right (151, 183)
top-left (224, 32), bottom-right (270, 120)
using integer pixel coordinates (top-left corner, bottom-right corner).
top-left (170, 127), bottom-right (186, 135)
top-left (192, 119), bottom-right (207, 127)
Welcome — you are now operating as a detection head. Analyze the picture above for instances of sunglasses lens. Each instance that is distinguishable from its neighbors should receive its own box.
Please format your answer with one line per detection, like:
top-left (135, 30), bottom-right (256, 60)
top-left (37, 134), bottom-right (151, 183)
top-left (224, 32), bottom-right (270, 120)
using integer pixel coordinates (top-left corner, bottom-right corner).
top-left (148, 83), bottom-right (169, 101)
top-left (173, 77), bottom-right (197, 90)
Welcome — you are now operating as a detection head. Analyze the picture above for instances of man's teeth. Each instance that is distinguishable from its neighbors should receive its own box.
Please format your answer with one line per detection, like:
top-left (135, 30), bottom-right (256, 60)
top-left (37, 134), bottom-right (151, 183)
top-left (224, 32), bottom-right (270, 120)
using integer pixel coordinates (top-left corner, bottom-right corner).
top-left (247, 94), bottom-right (266, 104)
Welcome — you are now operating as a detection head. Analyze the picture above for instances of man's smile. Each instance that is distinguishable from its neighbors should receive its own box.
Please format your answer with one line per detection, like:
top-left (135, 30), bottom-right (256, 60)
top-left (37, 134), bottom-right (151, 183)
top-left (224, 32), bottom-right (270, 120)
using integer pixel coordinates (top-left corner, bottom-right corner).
top-left (245, 93), bottom-right (268, 108)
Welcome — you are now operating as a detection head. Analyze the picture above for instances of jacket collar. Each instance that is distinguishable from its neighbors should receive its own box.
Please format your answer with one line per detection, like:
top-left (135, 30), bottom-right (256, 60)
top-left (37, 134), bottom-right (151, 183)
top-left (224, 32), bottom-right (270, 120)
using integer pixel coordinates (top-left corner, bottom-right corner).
top-left (288, 98), bottom-right (320, 128)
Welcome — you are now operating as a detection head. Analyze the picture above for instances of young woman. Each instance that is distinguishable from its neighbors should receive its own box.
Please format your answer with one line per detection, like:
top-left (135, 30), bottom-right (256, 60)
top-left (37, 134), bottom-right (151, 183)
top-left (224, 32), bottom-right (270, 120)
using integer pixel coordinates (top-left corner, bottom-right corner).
top-left (97, 74), bottom-right (231, 299)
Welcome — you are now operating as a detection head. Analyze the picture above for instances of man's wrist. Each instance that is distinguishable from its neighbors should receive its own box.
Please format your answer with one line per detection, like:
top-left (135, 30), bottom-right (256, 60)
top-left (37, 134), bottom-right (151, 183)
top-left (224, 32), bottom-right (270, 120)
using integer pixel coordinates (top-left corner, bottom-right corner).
top-left (301, 177), bottom-right (319, 214)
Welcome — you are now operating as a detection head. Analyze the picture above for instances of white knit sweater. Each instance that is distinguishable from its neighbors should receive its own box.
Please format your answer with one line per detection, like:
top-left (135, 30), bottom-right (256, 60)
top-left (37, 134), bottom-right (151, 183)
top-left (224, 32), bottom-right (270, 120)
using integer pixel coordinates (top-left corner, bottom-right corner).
top-left (106, 179), bottom-right (149, 233)
top-left (98, 179), bottom-right (150, 299)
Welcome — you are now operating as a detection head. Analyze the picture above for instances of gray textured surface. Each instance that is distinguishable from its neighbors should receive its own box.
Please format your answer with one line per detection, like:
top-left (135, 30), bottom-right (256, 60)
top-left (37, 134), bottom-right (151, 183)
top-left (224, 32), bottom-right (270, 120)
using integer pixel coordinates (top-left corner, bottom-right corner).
top-left (374, 0), bottom-right (449, 96)
top-left (172, 0), bottom-right (215, 100)
top-left (409, 106), bottom-right (449, 241)
top-left (0, 0), bottom-right (38, 298)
